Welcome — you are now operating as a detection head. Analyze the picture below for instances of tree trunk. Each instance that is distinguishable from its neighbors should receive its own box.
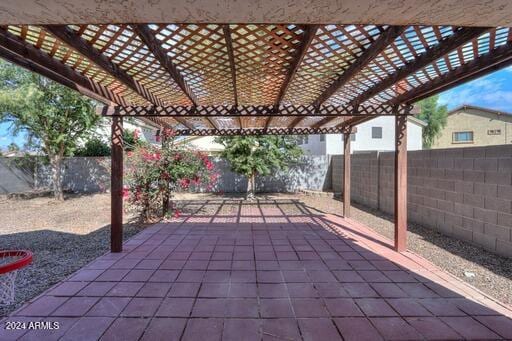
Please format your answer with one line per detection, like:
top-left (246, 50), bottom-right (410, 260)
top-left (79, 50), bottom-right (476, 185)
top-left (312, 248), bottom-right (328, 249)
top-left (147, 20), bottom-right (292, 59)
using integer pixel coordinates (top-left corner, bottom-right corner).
top-left (246, 173), bottom-right (256, 200)
top-left (162, 181), bottom-right (170, 217)
top-left (50, 154), bottom-right (64, 201)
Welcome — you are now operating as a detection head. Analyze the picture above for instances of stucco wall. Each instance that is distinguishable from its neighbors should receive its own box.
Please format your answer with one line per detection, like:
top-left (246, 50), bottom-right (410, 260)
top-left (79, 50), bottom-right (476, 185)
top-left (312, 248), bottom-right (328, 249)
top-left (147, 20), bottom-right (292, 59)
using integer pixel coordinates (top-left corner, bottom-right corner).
top-left (332, 145), bottom-right (512, 258)
top-left (30, 156), bottom-right (331, 194)
top-left (299, 117), bottom-right (424, 155)
top-left (432, 108), bottom-right (512, 149)
top-left (0, 157), bottom-right (34, 194)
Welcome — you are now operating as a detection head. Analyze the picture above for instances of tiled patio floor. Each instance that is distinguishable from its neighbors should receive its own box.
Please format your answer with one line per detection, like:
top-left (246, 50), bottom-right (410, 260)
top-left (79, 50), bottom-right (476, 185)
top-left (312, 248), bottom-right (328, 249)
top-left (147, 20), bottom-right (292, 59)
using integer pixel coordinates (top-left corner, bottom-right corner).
top-left (2, 211), bottom-right (512, 340)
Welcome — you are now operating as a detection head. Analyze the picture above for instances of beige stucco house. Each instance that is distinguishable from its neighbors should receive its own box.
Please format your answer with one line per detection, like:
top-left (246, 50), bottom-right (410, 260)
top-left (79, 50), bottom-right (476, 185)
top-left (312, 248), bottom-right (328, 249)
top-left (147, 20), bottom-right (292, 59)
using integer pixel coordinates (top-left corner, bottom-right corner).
top-left (431, 105), bottom-right (512, 149)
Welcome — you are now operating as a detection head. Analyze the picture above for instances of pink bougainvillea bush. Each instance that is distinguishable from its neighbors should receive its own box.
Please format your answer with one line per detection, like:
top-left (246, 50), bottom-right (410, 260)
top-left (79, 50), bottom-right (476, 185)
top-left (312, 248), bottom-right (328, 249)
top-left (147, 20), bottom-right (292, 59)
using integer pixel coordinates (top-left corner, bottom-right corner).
top-left (124, 128), bottom-right (218, 221)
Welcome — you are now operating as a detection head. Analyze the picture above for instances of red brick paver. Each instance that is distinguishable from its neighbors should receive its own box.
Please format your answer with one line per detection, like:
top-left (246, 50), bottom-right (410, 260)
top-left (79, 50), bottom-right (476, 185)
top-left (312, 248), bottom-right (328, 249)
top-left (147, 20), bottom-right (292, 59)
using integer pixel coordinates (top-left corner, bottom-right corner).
top-left (3, 212), bottom-right (512, 340)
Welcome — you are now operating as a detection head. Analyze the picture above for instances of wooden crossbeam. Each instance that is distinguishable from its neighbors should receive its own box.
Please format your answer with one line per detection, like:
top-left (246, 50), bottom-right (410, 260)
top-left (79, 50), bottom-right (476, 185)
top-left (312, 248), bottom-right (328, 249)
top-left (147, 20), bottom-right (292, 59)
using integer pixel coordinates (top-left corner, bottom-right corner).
top-left (351, 26), bottom-right (490, 106)
top-left (0, 28), bottom-right (173, 129)
top-left (290, 25), bottom-right (405, 128)
top-left (314, 26), bottom-right (489, 129)
top-left (132, 24), bottom-right (197, 105)
top-left (98, 104), bottom-right (411, 117)
top-left (130, 24), bottom-right (216, 129)
top-left (222, 24), bottom-right (242, 129)
top-left (267, 25), bottom-right (318, 129)
top-left (43, 25), bottom-right (167, 106)
top-left (393, 41), bottom-right (512, 105)
top-left (0, 27), bottom-right (126, 106)
top-left (43, 25), bottom-right (194, 130)
top-left (170, 126), bottom-right (351, 136)
top-left (314, 26), bottom-right (406, 107)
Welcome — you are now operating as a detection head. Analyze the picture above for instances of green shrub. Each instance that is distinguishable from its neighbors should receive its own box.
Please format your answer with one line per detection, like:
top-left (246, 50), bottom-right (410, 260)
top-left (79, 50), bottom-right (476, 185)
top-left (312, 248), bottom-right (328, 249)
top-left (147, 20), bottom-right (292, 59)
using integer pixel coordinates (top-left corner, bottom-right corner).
top-left (75, 138), bottom-right (111, 157)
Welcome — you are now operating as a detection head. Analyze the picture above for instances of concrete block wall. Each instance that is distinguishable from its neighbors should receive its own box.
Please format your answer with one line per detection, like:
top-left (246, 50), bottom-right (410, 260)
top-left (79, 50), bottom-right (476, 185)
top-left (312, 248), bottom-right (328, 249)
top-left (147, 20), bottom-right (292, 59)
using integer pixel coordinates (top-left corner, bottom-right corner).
top-left (0, 157), bottom-right (34, 194)
top-left (30, 155), bottom-right (331, 194)
top-left (332, 152), bottom-right (379, 208)
top-left (331, 145), bottom-right (512, 258)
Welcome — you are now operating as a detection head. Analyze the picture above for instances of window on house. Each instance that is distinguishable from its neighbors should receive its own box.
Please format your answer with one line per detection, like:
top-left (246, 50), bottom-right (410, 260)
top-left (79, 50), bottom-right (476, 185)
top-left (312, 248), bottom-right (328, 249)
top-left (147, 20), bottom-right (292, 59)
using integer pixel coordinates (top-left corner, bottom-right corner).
top-left (372, 127), bottom-right (383, 139)
top-left (452, 131), bottom-right (474, 143)
top-left (320, 134), bottom-right (325, 142)
top-left (488, 129), bottom-right (501, 135)
top-left (350, 133), bottom-right (356, 142)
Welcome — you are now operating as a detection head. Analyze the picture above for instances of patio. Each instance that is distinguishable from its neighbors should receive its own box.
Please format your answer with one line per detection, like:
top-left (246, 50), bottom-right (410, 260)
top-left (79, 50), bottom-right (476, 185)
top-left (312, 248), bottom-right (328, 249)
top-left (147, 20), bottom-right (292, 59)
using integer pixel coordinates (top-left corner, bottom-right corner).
top-left (2, 201), bottom-right (512, 340)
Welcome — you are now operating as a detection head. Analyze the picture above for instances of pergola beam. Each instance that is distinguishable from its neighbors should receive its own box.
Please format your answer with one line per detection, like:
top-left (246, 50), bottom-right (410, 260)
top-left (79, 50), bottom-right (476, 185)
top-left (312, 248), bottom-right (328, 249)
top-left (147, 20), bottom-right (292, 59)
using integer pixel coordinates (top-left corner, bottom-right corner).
top-left (314, 26), bottom-right (406, 107)
top-left (276, 25), bottom-right (319, 105)
top-left (0, 27), bottom-right (127, 106)
top-left (291, 25), bottom-right (406, 129)
top-left (167, 126), bottom-right (353, 136)
top-left (315, 26), bottom-right (489, 129)
top-left (41, 26), bottom-right (194, 130)
top-left (98, 104), bottom-right (411, 117)
top-left (350, 26), bottom-right (490, 106)
top-left (392, 40), bottom-right (512, 105)
top-left (267, 25), bottom-right (319, 129)
top-left (131, 24), bottom-right (217, 129)
top-left (132, 24), bottom-right (198, 106)
top-left (43, 25), bottom-right (165, 106)
top-left (222, 25), bottom-right (241, 129)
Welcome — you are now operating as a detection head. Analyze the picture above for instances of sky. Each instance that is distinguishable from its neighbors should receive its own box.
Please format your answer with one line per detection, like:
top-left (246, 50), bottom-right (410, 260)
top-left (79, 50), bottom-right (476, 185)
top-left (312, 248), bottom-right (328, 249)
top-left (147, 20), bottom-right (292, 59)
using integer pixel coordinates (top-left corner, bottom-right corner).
top-left (438, 65), bottom-right (512, 112)
top-left (1, 66), bottom-right (512, 150)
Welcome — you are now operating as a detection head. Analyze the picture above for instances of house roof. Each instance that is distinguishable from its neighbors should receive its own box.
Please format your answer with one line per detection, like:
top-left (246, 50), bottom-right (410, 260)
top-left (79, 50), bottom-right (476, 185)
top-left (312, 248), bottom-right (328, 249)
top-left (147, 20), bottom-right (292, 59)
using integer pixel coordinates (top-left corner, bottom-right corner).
top-left (407, 116), bottom-right (428, 127)
top-left (447, 104), bottom-right (512, 117)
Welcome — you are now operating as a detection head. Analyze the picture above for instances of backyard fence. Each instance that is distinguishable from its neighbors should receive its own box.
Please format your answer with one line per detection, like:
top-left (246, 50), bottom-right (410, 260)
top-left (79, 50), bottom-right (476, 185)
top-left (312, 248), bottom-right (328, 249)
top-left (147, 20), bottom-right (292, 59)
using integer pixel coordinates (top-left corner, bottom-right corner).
top-left (0, 155), bottom-right (331, 195)
top-left (1, 145), bottom-right (511, 257)
top-left (332, 145), bottom-right (512, 257)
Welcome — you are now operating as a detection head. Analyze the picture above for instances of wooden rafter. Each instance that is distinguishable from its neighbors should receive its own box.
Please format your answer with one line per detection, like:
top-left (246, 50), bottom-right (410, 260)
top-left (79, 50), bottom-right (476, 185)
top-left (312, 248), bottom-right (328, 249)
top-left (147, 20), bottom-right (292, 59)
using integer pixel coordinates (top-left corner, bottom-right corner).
top-left (132, 24), bottom-right (218, 130)
top-left (43, 25), bottom-right (194, 130)
top-left (351, 26), bottom-right (490, 106)
top-left (43, 26), bottom-right (160, 105)
top-left (169, 126), bottom-right (354, 136)
top-left (132, 24), bottom-right (196, 105)
top-left (98, 104), bottom-right (411, 117)
top-left (290, 25), bottom-right (406, 128)
top-left (1, 23), bottom-right (509, 134)
top-left (314, 26), bottom-right (406, 107)
top-left (266, 25), bottom-right (319, 129)
top-left (393, 41), bottom-right (512, 105)
top-left (0, 27), bottom-right (126, 106)
top-left (222, 24), bottom-right (241, 129)
top-left (0, 27), bottom-right (172, 130)
top-left (314, 26), bottom-right (489, 129)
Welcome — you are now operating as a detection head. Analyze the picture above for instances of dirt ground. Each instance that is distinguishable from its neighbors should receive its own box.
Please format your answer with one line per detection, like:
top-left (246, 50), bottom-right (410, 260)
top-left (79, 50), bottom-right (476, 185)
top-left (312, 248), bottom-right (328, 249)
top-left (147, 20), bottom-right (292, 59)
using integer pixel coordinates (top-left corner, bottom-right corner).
top-left (0, 192), bottom-right (511, 317)
top-left (0, 193), bottom-right (146, 316)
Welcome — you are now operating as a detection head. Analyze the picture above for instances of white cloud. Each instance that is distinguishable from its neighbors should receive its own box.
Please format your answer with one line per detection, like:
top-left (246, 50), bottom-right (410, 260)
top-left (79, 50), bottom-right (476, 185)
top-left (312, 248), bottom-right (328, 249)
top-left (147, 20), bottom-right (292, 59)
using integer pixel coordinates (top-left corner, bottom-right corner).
top-left (439, 70), bottom-right (512, 112)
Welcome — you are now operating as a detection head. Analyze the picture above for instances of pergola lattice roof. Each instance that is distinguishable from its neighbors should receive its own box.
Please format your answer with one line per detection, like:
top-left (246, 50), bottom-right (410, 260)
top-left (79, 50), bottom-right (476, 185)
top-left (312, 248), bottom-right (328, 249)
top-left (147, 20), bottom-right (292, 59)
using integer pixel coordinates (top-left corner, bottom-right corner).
top-left (1, 23), bottom-right (511, 135)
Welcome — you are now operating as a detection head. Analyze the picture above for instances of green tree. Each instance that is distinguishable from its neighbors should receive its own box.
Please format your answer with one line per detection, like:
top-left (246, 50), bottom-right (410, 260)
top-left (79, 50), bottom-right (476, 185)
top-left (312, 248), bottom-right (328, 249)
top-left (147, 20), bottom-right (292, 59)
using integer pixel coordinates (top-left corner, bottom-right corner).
top-left (7, 142), bottom-right (20, 153)
top-left (0, 61), bottom-right (99, 200)
top-left (74, 137), bottom-right (111, 157)
top-left (417, 95), bottom-right (448, 148)
top-left (215, 136), bottom-right (303, 199)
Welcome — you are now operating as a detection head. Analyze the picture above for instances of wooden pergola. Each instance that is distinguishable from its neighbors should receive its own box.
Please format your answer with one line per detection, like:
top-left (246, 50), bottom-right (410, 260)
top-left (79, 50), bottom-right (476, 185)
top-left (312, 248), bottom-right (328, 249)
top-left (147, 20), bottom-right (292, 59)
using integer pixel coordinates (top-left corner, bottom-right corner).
top-left (1, 3), bottom-right (511, 253)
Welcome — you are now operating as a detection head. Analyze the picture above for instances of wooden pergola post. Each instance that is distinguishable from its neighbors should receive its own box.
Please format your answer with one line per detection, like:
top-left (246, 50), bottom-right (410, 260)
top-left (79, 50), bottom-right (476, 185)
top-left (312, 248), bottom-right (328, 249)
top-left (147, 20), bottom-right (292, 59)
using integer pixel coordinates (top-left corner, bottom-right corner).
top-left (343, 127), bottom-right (352, 218)
top-left (394, 114), bottom-right (407, 252)
top-left (111, 116), bottom-right (124, 253)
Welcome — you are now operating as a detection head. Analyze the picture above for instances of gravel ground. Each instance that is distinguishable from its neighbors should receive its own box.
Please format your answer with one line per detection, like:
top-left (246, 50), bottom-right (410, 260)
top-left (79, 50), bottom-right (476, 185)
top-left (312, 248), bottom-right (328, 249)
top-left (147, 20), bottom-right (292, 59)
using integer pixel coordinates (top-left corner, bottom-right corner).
top-left (1, 192), bottom-right (511, 317)
top-left (0, 194), bottom-right (146, 317)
